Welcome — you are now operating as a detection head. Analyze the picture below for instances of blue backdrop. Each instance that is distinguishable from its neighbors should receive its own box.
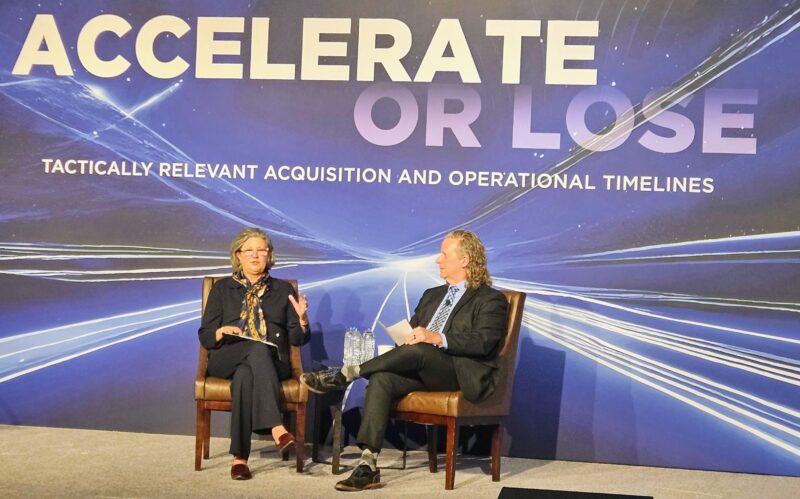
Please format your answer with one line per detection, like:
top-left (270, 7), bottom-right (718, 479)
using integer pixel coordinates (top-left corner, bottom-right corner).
top-left (1, 0), bottom-right (798, 477)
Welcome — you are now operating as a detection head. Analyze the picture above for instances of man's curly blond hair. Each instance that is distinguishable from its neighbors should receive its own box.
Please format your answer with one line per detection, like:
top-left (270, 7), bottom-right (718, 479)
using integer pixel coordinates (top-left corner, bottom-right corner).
top-left (446, 229), bottom-right (491, 289)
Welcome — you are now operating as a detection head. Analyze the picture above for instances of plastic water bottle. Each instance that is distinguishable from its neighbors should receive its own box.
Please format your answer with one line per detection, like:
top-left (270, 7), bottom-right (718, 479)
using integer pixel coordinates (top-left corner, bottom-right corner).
top-left (361, 329), bottom-right (375, 363)
top-left (351, 328), bottom-right (363, 366)
top-left (343, 327), bottom-right (355, 366)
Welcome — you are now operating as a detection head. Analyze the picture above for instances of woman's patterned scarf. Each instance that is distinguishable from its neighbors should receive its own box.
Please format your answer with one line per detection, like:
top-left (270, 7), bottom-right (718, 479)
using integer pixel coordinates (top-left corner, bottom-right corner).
top-left (233, 271), bottom-right (269, 340)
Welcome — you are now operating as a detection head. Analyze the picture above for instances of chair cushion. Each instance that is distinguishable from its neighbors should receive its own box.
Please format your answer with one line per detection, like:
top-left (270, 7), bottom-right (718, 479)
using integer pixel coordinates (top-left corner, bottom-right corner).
top-left (392, 390), bottom-right (461, 416)
top-left (391, 390), bottom-right (505, 418)
top-left (195, 377), bottom-right (307, 403)
top-left (196, 377), bottom-right (231, 401)
top-left (281, 378), bottom-right (307, 403)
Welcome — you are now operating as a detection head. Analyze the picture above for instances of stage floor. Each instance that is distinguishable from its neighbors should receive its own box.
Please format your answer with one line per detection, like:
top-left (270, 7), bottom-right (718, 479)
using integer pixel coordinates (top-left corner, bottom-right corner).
top-left (0, 424), bottom-right (796, 498)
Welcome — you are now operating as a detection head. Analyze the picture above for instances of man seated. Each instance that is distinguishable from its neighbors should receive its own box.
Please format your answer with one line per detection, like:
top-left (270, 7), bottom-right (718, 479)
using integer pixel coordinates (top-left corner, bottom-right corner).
top-left (301, 229), bottom-right (509, 491)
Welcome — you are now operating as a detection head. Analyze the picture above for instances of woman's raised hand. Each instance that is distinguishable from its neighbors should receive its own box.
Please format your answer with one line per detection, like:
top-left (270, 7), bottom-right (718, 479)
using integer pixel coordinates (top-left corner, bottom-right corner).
top-left (288, 293), bottom-right (309, 326)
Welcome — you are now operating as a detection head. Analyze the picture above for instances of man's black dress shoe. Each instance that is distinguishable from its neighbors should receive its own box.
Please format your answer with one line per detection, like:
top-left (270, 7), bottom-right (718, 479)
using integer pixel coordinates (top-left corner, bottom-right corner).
top-left (301, 367), bottom-right (350, 394)
top-left (334, 464), bottom-right (382, 491)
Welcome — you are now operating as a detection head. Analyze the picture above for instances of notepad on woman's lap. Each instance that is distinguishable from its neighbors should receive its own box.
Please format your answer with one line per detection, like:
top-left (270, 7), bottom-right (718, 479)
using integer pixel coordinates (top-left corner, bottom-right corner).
top-left (222, 332), bottom-right (278, 349)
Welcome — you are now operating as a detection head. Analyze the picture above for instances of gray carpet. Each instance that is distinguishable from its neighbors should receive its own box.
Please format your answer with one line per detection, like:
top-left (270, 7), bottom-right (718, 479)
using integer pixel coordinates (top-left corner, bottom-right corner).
top-left (0, 425), bottom-right (797, 498)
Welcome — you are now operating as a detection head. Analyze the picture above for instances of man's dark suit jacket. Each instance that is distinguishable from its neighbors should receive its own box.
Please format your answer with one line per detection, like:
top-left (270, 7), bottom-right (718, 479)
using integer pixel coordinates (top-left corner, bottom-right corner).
top-left (409, 283), bottom-right (509, 402)
top-left (198, 276), bottom-right (310, 367)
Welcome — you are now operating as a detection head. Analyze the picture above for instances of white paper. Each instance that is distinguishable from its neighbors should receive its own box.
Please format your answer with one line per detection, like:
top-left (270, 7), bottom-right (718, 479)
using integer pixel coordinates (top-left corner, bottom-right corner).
top-left (378, 319), bottom-right (413, 345)
top-left (222, 331), bottom-right (278, 349)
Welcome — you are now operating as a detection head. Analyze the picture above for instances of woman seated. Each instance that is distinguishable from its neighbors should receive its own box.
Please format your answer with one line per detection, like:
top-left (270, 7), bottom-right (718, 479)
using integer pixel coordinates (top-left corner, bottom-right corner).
top-left (198, 227), bottom-right (310, 480)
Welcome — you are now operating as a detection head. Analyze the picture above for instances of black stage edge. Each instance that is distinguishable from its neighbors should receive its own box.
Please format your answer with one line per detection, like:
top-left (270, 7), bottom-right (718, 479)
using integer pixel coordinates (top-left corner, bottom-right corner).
top-left (498, 487), bottom-right (653, 499)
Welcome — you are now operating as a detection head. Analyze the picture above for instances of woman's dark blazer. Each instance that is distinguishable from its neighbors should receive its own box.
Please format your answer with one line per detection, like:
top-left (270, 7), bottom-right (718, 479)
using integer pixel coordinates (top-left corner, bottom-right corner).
top-left (198, 276), bottom-right (310, 366)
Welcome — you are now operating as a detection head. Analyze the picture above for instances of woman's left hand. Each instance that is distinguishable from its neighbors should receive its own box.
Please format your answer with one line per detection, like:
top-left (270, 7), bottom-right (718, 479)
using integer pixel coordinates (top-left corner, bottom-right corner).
top-left (288, 293), bottom-right (309, 326)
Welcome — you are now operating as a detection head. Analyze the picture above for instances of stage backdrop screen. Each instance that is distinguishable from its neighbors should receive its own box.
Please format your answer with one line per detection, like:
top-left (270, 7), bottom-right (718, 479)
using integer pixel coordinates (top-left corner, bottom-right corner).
top-left (1, 0), bottom-right (798, 476)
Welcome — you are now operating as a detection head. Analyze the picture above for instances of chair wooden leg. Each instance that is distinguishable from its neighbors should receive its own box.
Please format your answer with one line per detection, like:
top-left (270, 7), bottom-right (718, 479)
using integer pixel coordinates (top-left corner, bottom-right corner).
top-left (311, 397), bottom-right (321, 464)
top-left (332, 402), bottom-right (344, 474)
top-left (427, 425), bottom-right (438, 473)
top-left (281, 412), bottom-right (291, 461)
top-left (295, 405), bottom-right (306, 472)
top-left (401, 420), bottom-right (408, 470)
top-left (203, 409), bottom-right (211, 459)
top-left (195, 402), bottom-right (204, 471)
top-left (445, 418), bottom-right (458, 490)
top-left (491, 423), bottom-right (502, 481)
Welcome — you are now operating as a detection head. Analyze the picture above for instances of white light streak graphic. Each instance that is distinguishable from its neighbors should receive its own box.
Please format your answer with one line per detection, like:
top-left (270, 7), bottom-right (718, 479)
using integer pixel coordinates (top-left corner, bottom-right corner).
top-left (125, 81), bottom-right (182, 117)
top-left (371, 279), bottom-right (401, 332)
top-left (523, 306), bottom-right (800, 457)
top-left (0, 301), bottom-right (200, 383)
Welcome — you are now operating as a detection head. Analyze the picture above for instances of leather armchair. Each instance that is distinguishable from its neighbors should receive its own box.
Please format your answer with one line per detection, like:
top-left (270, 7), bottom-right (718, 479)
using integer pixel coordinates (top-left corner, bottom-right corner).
top-left (391, 290), bottom-right (526, 489)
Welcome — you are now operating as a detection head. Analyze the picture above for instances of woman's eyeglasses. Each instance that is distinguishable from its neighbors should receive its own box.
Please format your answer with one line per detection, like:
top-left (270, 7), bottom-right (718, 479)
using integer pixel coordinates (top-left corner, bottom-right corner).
top-left (239, 249), bottom-right (268, 257)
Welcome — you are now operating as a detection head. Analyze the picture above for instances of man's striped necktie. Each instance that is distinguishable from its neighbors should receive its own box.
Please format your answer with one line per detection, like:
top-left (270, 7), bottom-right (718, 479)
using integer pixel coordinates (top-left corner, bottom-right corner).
top-left (428, 286), bottom-right (459, 333)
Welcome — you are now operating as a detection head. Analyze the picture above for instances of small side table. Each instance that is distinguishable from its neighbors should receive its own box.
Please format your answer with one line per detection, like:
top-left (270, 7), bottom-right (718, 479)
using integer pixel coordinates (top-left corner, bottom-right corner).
top-left (310, 381), bottom-right (417, 473)
top-left (311, 385), bottom-right (354, 474)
